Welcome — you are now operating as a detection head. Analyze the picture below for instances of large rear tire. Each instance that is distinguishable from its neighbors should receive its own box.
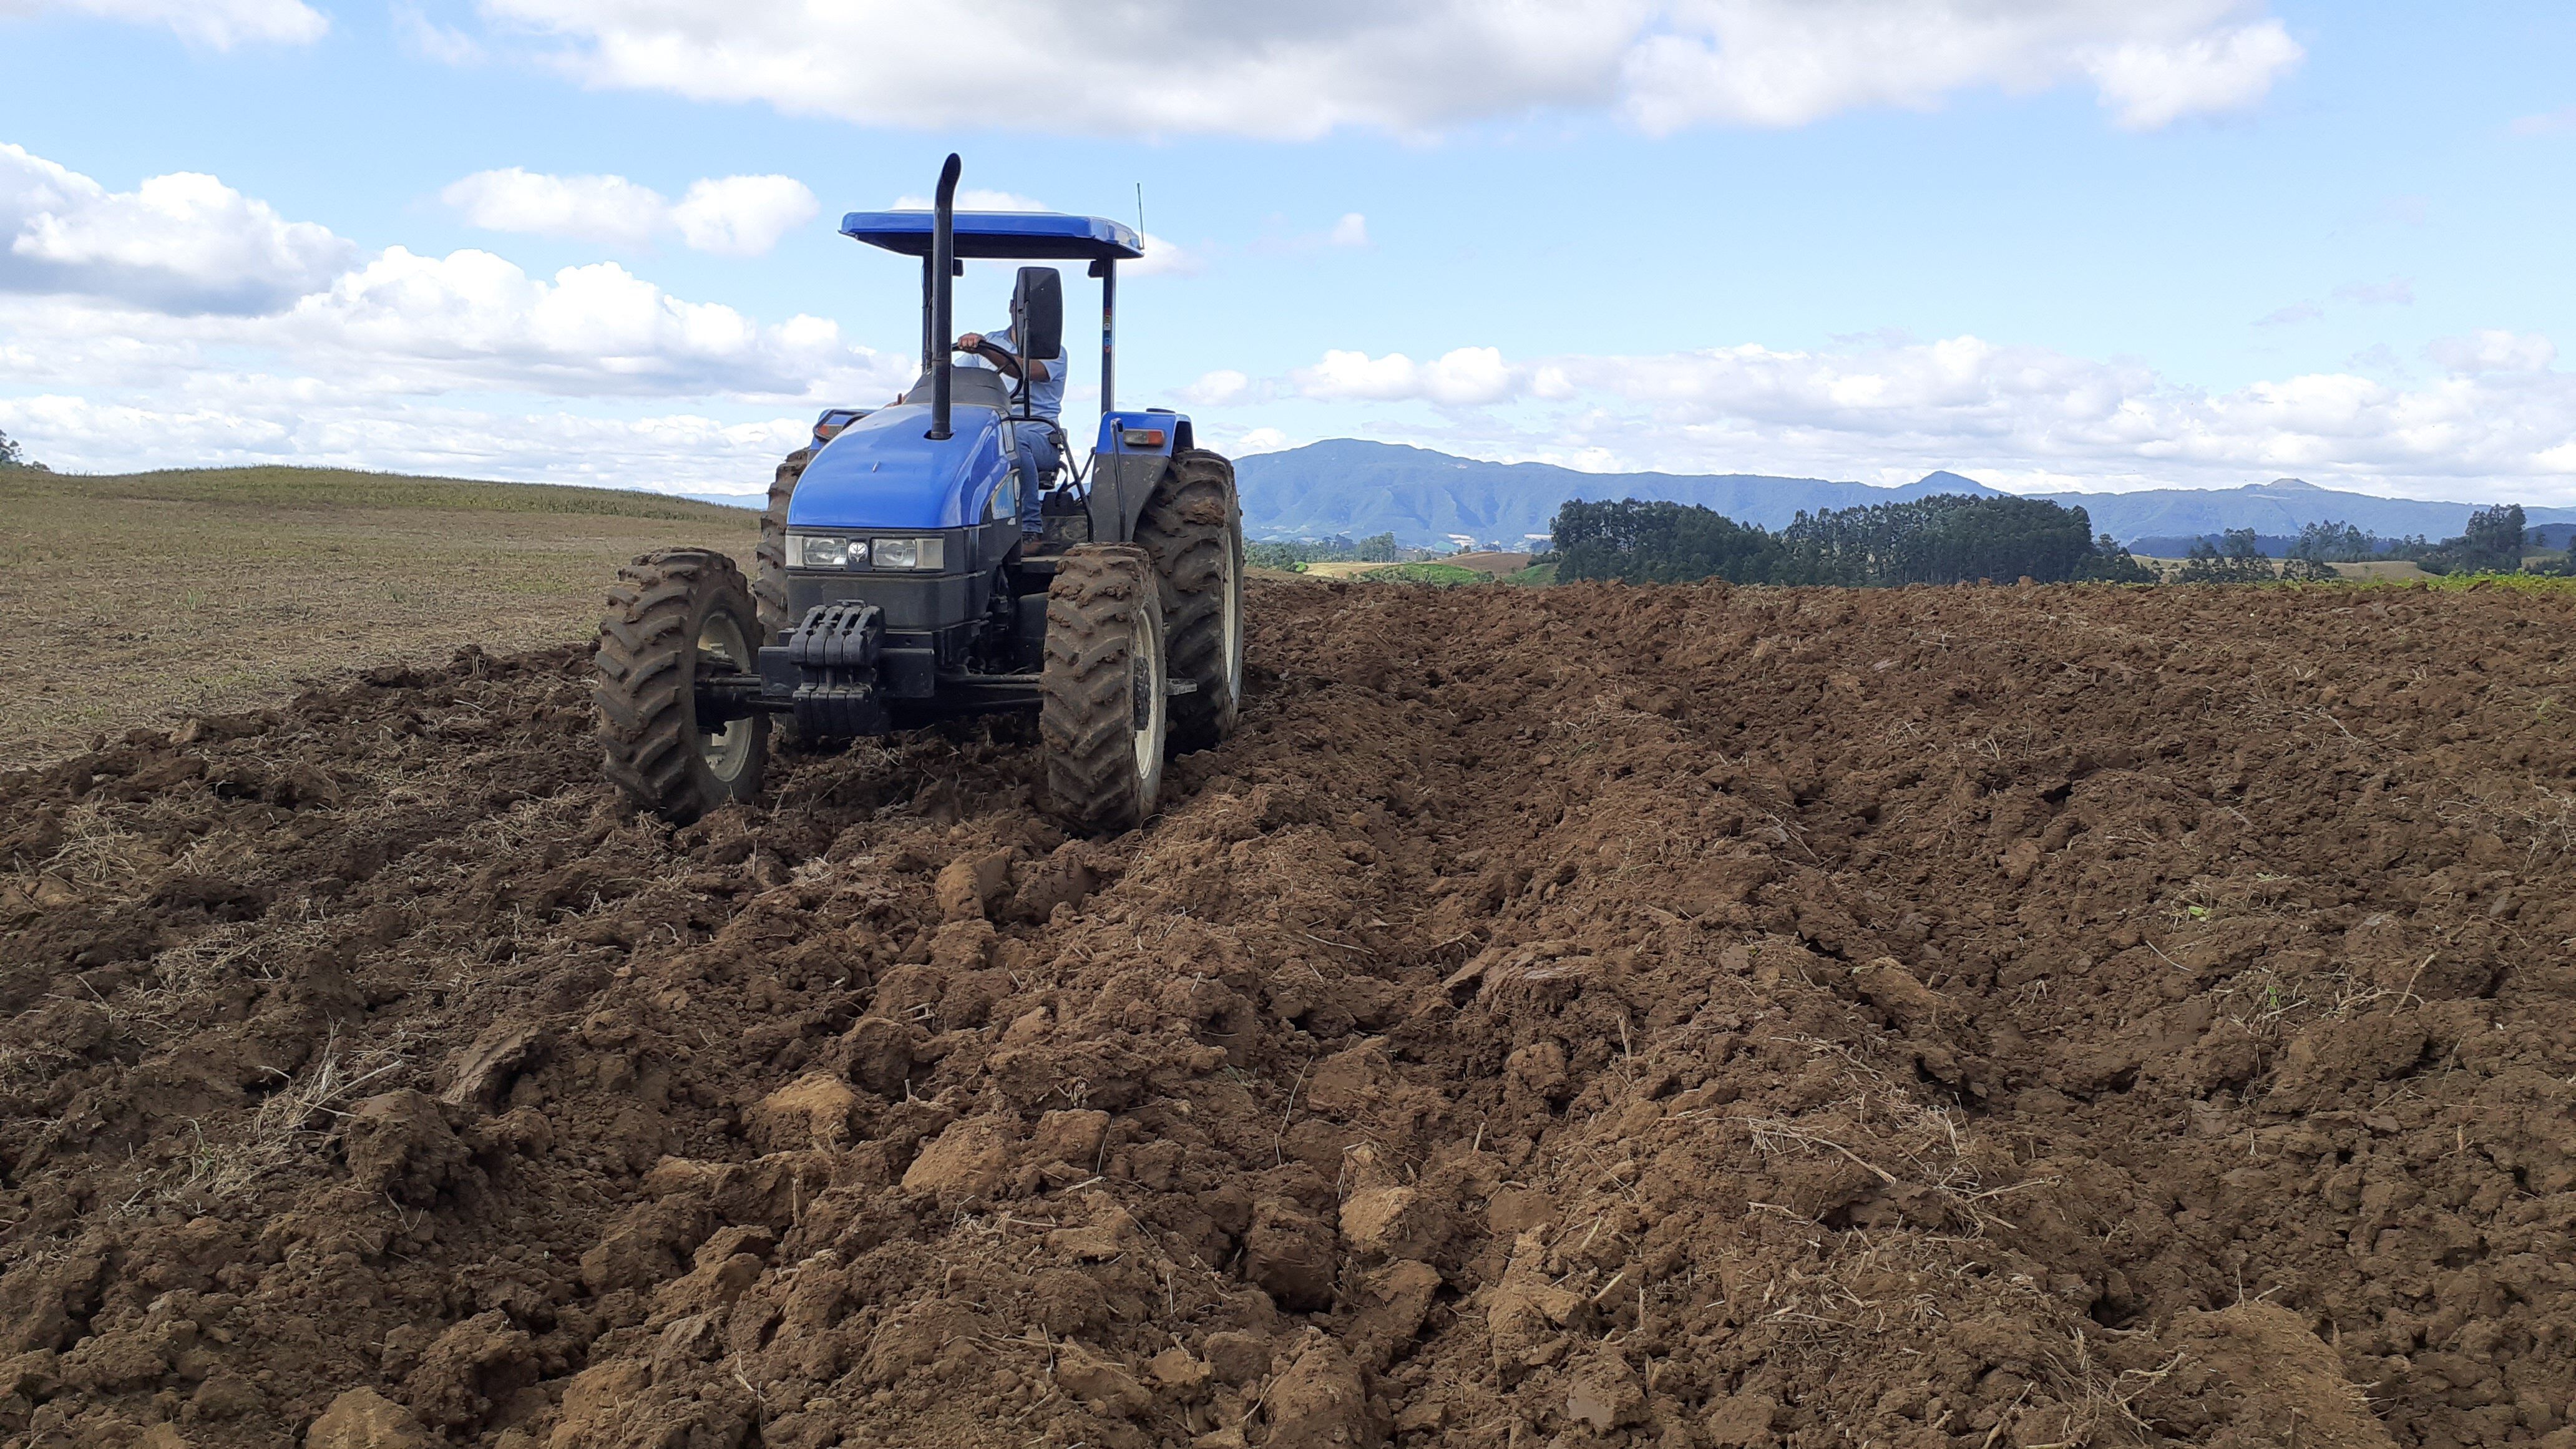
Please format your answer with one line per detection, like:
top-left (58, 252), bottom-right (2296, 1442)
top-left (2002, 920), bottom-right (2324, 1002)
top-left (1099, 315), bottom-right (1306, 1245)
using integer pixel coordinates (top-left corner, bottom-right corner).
top-left (1134, 449), bottom-right (1244, 751)
top-left (1040, 544), bottom-right (1168, 833)
top-left (595, 549), bottom-right (768, 824)
top-left (754, 447), bottom-right (810, 637)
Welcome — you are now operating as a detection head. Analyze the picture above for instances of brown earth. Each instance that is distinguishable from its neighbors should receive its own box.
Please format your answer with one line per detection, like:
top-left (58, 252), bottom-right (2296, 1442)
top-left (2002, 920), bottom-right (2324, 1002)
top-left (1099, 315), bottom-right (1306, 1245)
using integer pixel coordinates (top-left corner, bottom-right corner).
top-left (1443, 553), bottom-right (1533, 577)
top-left (4, 577), bottom-right (2576, 1449)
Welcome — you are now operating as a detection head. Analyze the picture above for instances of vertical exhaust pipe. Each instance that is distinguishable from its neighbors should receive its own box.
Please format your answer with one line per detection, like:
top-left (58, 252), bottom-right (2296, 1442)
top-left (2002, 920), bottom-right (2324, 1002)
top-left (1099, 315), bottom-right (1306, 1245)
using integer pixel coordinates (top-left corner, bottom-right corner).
top-left (927, 152), bottom-right (961, 441)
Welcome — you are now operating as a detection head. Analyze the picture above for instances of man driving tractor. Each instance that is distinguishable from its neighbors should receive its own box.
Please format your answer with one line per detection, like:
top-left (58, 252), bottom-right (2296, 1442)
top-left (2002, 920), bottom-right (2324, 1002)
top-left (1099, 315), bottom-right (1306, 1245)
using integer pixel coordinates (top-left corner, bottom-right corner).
top-left (954, 278), bottom-right (1068, 537)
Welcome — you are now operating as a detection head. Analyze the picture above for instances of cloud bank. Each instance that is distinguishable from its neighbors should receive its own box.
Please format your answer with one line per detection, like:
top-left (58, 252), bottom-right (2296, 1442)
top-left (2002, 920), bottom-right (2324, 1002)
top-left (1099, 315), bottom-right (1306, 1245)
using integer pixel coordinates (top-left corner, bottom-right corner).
top-left (1191, 333), bottom-right (2576, 497)
top-left (6, 0), bottom-right (325, 47)
top-left (9, 141), bottom-right (2570, 505)
top-left (1, 143), bottom-right (353, 313)
top-left (466, 0), bottom-right (2303, 139)
top-left (0, 143), bottom-right (901, 487)
top-left (442, 168), bottom-right (819, 256)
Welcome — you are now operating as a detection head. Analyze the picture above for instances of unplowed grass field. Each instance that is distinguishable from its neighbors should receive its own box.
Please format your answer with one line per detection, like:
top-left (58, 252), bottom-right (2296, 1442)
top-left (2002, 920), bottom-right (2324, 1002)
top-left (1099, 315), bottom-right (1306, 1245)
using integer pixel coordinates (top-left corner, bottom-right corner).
top-left (0, 467), bottom-right (751, 764)
top-left (5, 471), bottom-right (2576, 1449)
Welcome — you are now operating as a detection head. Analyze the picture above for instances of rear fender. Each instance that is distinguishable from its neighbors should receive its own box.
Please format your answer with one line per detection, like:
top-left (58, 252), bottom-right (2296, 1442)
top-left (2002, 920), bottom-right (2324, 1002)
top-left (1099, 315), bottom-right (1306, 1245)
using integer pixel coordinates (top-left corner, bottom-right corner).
top-left (1087, 409), bottom-right (1193, 543)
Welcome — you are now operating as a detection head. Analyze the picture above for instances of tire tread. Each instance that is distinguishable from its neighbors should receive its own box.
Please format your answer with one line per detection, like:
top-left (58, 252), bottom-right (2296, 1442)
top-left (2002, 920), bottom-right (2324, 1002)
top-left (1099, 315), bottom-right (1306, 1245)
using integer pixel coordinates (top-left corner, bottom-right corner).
top-left (1134, 448), bottom-right (1242, 750)
top-left (594, 547), bottom-right (765, 824)
top-left (1040, 544), bottom-right (1163, 832)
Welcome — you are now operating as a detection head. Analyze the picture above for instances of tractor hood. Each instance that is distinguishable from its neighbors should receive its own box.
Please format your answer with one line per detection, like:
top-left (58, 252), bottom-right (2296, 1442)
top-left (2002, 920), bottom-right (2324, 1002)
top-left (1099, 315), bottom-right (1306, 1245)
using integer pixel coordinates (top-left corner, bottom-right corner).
top-left (787, 402), bottom-right (1012, 532)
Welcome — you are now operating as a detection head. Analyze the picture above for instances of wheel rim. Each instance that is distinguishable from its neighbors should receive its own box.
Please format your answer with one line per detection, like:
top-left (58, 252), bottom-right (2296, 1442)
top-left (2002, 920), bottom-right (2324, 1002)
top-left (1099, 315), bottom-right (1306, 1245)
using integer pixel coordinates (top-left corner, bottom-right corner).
top-left (1219, 539), bottom-right (1244, 705)
top-left (1129, 608), bottom-right (1166, 783)
top-left (696, 610), bottom-right (755, 783)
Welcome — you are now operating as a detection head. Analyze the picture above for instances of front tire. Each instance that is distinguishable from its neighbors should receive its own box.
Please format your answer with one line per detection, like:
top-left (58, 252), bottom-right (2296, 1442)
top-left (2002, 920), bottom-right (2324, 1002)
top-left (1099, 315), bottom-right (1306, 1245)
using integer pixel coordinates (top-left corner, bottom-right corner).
top-left (753, 447), bottom-right (809, 637)
top-left (595, 549), bottom-right (768, 824)
top-left (1040, 545), bottom-right (1168, 833)
top-left (1135, 449), bottom-right (1244, 751)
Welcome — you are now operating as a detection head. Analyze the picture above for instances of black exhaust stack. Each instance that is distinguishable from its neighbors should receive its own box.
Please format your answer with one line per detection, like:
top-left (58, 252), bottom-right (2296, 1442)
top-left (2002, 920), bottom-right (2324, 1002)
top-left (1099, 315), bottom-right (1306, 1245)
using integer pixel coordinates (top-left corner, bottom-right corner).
top-left (927, 153), bottom-right (961, 441)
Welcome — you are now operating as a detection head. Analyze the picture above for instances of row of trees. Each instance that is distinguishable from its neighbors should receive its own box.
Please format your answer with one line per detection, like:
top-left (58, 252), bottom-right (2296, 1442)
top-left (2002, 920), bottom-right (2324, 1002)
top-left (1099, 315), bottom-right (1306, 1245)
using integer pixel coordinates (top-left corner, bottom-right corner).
top-left (0, 429), bottom-right (43, 472)
top-left (2171, 530), bottom-right (2339, 583)
top-left (1547, 492), bottom-right (2564, 590)
top-left (2195, 508), bottom-right (2536, 577)
top-left (2284, 520), bottom-right (2424, 562)
top-left (1552, 494), bottom-right (2156, 587)
top-left (1247, 532), bottom-right (1405, 568)
top-left (2414, 504), bottom-right (2529, 575)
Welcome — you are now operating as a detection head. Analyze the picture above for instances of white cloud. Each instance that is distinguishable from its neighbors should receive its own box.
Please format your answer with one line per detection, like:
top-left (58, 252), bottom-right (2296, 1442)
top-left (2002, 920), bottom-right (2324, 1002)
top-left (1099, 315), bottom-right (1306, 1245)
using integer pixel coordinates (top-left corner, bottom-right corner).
top-left (2081, 17), bottom-right (2301, 130)
top-left (1126, 232), bottom-right (1198, 277)
top-left (2428, 331), bottom-right (2556, 376)
top-left (1179, 369), bottom-right (1252, 406)
top-left (2508, 106), bottom-right (2576, 138)
top-left (11, 0), bottom-right (324, 47)
top-left (1330, 213), bottom-right (1369, 247)
top-left (0, 250), bottom-right (903, 404)
top-left (0, 144), bottom-right (353, 313)
top-left (1213, 334), bottom-right (2576, 495)
top-left (2331, 277), bottom-right (2414, 306)
top-left (271, 247), bottom-right (887, 398)
top-left (1624, 2), bottom-right (2296, 134)
top-left (462, 0), bottom-right (2301, 139)
top-left (393, 4), bottom-right (483, 63)
top-left (0, 142), bottom-right (912, 481)
top-left (1295, 346), bottom-right (1521, 406)
top-left (443, 168), bottom-right (819, 255)
top-left (671, 175), bottom-right (819, 256)
top-left (890, 188), bottom-right (1051, 212)
top-left (0, 389), bottom-right (812, 488)
top-left (2259, 278), bottom-right (2414, 329)
top-left (442, 168), bottom-right (667, 248)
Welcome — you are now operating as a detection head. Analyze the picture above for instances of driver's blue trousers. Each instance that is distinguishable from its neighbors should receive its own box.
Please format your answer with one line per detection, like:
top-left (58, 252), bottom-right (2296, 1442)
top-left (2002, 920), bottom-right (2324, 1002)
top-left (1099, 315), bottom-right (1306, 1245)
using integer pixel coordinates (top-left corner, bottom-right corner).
top-left (1012, 424), bottom-right (1062, 533)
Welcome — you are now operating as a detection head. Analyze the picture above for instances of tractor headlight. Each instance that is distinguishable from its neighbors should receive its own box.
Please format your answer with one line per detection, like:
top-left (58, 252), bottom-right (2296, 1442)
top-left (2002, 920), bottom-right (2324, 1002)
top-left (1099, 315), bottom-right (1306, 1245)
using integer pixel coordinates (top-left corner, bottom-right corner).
top-left (872, 537), bottom-right (945, 570)
top-left (792, 534), bottom-right (863, 568)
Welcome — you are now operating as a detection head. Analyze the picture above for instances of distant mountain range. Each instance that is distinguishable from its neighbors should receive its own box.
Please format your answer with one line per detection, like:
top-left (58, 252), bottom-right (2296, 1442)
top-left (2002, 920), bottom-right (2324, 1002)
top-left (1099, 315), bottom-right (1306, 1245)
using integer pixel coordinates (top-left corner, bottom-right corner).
top-left (1231, 440), bottom-right (2576, 549)
top-left (1232, 441), bottom-right (2002, 545)
top-left (2052, 478), bottom-right (2576, 549)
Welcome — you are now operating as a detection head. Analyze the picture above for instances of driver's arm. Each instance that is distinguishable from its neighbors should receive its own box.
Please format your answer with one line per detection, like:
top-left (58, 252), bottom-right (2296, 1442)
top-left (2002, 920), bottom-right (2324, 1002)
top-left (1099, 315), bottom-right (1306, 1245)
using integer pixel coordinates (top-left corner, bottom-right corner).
top-left (954, 333), bottom-right (1025, 380)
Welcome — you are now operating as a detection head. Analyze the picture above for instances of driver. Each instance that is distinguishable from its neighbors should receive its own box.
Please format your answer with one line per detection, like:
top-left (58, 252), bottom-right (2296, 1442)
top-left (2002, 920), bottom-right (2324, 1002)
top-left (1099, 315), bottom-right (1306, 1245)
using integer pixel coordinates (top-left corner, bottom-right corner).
top-left (955, 286), bottom-right (1066, 538)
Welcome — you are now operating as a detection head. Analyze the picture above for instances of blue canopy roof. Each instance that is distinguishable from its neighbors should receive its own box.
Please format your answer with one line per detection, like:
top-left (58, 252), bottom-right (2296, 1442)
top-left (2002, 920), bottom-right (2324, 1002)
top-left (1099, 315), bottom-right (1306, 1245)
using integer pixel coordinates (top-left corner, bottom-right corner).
top-left (839, 210), bottom-right (1144, 261)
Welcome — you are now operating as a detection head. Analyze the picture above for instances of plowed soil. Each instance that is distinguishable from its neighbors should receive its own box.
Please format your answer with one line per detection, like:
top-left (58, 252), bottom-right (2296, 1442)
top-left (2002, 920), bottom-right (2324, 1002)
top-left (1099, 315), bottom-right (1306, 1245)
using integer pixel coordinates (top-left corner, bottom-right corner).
top-left (6, 578), bottom-right (2575, 1449)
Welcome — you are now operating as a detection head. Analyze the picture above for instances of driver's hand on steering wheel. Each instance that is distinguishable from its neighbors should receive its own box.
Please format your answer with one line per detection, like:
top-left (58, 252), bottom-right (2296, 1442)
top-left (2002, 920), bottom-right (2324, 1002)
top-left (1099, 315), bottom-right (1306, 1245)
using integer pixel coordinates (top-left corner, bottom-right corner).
top-left (955, 333), bottom-right (985, 353)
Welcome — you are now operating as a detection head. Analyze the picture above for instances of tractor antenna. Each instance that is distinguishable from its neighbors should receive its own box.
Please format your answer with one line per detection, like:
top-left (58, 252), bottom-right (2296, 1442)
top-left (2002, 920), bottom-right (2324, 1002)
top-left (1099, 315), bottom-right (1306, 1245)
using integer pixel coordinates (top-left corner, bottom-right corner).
top-left (1135, 183), bottom-right (1145, 241)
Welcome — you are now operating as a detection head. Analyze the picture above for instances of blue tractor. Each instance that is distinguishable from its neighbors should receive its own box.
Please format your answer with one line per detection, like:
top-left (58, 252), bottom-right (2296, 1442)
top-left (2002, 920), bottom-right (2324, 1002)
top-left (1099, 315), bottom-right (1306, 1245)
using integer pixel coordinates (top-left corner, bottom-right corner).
top-left (595, 156), bottom-right (1244, 832)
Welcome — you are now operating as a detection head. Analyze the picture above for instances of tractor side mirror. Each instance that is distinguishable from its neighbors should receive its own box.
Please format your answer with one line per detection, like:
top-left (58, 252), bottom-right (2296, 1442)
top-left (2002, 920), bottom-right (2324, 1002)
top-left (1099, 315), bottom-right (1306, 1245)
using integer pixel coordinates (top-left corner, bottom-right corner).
top-left (1012, 266), bottom-right (1064, 362)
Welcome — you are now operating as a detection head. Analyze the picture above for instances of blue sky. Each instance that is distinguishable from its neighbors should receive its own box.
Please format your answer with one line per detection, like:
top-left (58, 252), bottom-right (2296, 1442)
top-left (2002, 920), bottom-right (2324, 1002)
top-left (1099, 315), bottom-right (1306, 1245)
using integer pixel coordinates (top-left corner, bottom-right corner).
top-left (2, 1), bottom-right (2571, 500)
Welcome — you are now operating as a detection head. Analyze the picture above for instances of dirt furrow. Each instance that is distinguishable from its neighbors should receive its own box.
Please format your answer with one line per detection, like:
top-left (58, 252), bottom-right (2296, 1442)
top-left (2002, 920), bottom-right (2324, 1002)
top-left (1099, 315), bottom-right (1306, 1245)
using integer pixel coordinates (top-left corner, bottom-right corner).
top-left (2, 580), bottom-right (2573, 1449)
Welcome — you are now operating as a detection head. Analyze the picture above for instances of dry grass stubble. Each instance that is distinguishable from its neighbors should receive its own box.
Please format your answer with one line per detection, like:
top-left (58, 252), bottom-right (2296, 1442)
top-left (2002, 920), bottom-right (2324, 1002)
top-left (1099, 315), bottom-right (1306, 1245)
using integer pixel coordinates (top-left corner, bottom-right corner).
top-left (0, 466), bottom-right (754, 764)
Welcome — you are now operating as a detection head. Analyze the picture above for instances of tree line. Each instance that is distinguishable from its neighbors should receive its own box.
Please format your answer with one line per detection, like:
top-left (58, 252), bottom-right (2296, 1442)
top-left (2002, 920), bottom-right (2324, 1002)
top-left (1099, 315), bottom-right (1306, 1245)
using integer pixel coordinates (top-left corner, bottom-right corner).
top-left (1247, 532), bottom-right (1406, 568)
top-left (1550, 494), bottom-right (2154, 587)
top-left (2170, 507), bottom-right (2540, 577)
top-left (1549, 493), bottom-right (2564, 587)
top-left (0, 428), bottom-right (46, 472)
